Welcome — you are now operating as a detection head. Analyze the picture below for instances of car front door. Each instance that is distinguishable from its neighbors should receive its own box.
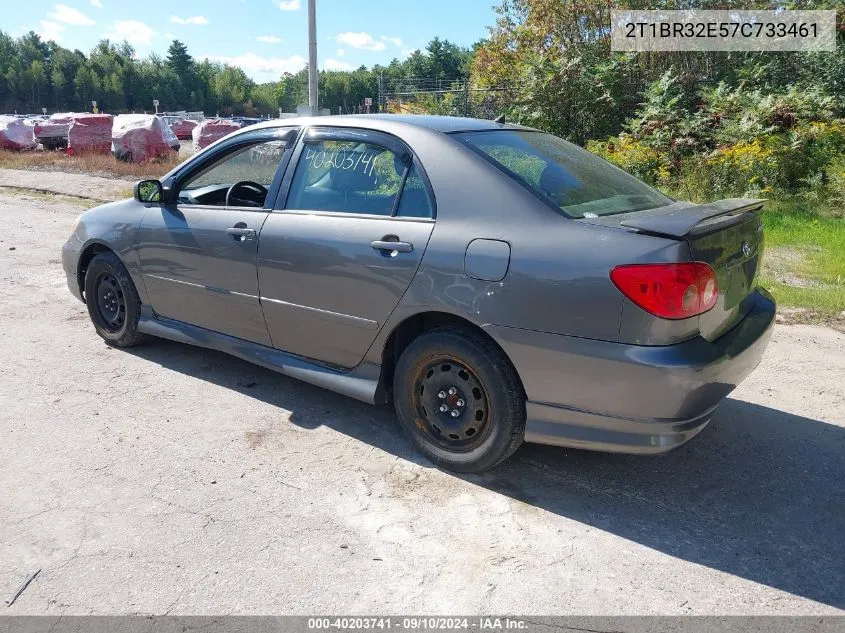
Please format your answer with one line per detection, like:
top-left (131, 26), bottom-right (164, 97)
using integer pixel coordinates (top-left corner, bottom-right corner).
top-left (257, 127), bottom-right (436, 368)
top-left (137, 128), bottom-right (297, 346)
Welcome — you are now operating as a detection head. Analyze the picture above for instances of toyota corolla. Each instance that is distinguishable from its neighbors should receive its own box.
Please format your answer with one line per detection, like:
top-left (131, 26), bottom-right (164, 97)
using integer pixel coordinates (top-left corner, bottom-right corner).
top-left (62, 114), bottom-right (775, 472)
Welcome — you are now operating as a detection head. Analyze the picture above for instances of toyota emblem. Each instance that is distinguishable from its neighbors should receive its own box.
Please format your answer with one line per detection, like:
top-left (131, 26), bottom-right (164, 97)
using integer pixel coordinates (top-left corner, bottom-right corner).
top-left (741, 241), bottom-right (752, 258)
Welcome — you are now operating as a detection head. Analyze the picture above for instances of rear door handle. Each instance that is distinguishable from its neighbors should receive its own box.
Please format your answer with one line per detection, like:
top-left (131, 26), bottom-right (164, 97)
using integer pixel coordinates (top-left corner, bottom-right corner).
top-left (226, 226), bottom-right (256, 241)
top-left (371, 240), bottom-right (413, 253)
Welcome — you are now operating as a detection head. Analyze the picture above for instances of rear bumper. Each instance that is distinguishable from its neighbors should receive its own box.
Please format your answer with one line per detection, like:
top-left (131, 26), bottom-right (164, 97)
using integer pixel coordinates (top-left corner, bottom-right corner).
top-left (487, 288), bottom-right (776, 454)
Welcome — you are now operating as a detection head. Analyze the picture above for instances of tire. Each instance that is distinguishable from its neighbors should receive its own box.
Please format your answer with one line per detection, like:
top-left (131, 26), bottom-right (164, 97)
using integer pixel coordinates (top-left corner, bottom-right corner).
top-left (84, 251), bottom-right (146, 348)
top-left (393, 326), bottom-right (525, 473)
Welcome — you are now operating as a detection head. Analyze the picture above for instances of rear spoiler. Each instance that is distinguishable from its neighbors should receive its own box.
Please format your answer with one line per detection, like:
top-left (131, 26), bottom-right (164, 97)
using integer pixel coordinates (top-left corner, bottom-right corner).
top-left (619, 198), bottom-right (765, 238)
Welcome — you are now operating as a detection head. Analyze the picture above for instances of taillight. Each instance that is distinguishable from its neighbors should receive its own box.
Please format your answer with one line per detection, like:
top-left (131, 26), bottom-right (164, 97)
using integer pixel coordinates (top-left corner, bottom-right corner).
top-left (610, 262), bottom-right (719, 320)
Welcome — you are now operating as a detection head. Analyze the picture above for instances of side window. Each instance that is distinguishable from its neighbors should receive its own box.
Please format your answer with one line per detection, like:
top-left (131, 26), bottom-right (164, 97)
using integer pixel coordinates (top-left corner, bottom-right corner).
top-left (177, 139), bottom-right (288, 207)
top-left (286, 140), bottom-right (405, 216)
top-left (395, 163), bottom-right (434, 218)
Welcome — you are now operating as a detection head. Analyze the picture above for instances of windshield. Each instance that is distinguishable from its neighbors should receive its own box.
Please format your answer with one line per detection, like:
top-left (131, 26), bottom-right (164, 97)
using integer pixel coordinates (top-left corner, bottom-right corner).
top-left (454, 130), bottom-right (671, 218)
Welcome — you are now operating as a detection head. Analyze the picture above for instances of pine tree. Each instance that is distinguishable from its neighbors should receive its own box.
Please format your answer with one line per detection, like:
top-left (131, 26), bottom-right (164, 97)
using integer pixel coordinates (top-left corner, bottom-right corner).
top-left (166, 40), bottom-right (194, 78)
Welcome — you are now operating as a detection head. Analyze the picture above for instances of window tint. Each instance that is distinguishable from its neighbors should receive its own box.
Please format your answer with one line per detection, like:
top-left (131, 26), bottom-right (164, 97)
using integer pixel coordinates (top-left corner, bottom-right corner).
top-left (286, 140), bottom-right (405, 216)
top-left (183, 139), bottom-right (287, 192)
top-left (395, 163), bottom-right (434, 218)
top-left (455, 131), bottom-right (671, 218)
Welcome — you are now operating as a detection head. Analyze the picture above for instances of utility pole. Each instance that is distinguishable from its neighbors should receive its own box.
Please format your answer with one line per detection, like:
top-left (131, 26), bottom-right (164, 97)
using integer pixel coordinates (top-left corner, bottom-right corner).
top-left (307, 0), bottom-right (318, 114)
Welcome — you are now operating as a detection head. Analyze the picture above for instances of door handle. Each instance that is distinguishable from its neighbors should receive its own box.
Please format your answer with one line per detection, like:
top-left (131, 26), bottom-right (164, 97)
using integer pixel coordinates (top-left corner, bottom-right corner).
top-left (371, 240), bottom-right (413, 253)
top-left (226, 225), bottom-right (256, 241)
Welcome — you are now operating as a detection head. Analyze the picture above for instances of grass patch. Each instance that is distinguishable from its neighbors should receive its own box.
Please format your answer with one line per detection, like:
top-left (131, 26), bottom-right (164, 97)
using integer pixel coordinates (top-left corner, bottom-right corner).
top-left (762, 282), bottom-right (845, 314)
top-left (0, 149), bottom-right (182, 180)
top-left (759, 200), bottom-right (845, 321)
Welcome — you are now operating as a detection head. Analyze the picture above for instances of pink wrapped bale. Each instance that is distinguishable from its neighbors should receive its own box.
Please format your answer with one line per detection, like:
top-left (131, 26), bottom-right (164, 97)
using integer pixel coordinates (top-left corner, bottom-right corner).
top-left (0, 116), bottom-right (37, 150)
top-left (171, 118), bottom-right (197, 140)
top-left (66, 113), bottom-right (114, 156)
top-left (191, 119), bottom-right (242, 152)
top-left (34, 113), bottom-right (73, 149)
top-left (112, 114), bottom-right (179, 162)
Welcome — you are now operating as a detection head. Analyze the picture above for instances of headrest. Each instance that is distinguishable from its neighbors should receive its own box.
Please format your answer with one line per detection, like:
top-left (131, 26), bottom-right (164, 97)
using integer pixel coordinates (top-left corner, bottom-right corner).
top-left (330, 161), bottom-right (378, 192)
top-left (538, 163), bottom-right (581, 198)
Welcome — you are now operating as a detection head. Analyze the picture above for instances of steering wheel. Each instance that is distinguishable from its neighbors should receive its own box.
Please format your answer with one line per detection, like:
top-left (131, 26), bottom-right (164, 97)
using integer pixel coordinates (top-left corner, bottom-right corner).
top-left (225, 181), bottom-right (268, 208)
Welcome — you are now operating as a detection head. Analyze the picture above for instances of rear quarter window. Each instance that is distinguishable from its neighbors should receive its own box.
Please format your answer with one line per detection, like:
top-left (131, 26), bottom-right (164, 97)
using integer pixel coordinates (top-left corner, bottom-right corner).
top-left (455, 130), bottom-right (671, 218)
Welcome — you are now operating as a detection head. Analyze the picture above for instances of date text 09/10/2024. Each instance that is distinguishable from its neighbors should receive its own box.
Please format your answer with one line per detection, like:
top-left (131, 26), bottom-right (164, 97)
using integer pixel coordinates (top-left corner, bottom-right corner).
top-left (307, 617), bottom-right (528, 630)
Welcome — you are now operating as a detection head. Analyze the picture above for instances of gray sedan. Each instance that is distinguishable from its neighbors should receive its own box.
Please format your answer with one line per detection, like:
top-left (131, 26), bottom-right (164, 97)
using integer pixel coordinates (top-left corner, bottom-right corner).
top-left (62, 115), bottom-right (775, 472)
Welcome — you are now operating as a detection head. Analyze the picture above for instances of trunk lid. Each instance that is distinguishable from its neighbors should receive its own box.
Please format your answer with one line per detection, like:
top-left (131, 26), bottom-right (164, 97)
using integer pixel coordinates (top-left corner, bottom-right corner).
top-left (582, 198), bottom-right (766, 341)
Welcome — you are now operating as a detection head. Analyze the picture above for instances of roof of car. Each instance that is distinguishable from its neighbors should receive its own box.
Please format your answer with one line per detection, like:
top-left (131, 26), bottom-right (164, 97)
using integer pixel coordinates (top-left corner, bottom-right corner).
top-left (350, 114), bottom-right (531, 132)
top-left (249, 113), bottom-right (533, 135)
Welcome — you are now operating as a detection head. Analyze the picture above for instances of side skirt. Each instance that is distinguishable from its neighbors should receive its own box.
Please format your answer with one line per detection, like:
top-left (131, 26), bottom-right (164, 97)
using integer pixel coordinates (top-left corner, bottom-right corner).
top-left (137, 307), bottom-right (384, 404)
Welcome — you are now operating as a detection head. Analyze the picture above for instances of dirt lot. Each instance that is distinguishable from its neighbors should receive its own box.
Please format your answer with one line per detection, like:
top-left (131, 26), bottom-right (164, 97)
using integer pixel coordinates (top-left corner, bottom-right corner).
top-left (0, 171), bottom-right (843, 615)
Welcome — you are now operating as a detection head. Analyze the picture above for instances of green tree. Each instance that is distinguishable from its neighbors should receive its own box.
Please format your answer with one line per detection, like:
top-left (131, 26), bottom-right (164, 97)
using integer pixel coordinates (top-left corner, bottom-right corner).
top-left (74, 65), bottom-right (99, 108)
top-left (166, 40), bottom-right (197, 109)
top-left (166, 40), bottom-right (194, 78)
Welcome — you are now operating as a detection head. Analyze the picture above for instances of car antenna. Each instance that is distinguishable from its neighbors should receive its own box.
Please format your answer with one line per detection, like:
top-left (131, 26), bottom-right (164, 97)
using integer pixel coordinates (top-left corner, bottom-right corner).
top-left (493, 114), bottom-right (506, 124)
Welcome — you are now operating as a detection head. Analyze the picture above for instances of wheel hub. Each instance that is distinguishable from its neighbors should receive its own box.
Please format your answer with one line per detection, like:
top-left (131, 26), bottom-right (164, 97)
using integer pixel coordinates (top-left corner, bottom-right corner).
top-left (436, 385), bottom-right (466, 418)
top-left (95, 273), bottom-right (126, 332)
top-left (413, 358), bottom-right (490, 452)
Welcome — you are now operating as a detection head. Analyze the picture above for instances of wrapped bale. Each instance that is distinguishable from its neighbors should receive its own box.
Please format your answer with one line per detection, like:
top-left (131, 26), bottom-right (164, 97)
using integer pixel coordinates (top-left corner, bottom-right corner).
top-left (161, 117), bottom-right (180, 149)
top-left (0, 116), bottom-right (37, 150)
top-left (112, 114), bottom-right (179, 162)
top-left (66, 113), bottom-right (114, 156)
top-left (192, 118), bottom-right (242, 152)
top-left (34, 113), bottom-right (73, 149)
top-left (171, 118), bottom-right (197, 140)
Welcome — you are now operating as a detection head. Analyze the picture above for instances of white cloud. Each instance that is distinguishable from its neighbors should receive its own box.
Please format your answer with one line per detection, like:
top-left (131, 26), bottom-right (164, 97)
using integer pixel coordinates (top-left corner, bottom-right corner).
top-left (275, 0), bottom-right (301, 10)
top-left (324, 58), bottom-right (351, 71)
top-left (335, 48), bottom-right (345, 57)
top-left (38, 20), bottom-right (64, 42)
top-left (90, 0), bottom-right (103, 8)
top-left (257, 35), bottom-right (282, 44)
top-left (107, 20), bottom-right (156, 46)
top-left (336, 32), bottom-right (385, 52)
top-left (201, 52), bottom-right (306, 82)
top-left (171, 15), bottom-right (209, 26)
top-left (381, 36), bottom-right (402, 47)
top-left (48, 4), bottom-right (95, 26)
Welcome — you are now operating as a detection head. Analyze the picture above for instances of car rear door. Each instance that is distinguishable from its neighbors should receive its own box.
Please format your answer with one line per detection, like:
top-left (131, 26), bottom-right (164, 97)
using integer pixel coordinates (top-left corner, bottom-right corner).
top-left (257, 127), bottom-right (435, 368)
top-left (137, 128), bottom-right (297, 346)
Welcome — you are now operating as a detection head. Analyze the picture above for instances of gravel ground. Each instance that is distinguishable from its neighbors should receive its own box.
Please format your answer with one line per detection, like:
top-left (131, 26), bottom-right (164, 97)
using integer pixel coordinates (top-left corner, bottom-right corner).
top-left (0, 187), bottom-right (843, 616)
top-left (0, 168), bottom-right (130, 202)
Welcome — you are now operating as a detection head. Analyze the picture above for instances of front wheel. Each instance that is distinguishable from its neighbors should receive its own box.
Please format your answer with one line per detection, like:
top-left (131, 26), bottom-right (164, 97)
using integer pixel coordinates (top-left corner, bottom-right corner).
top-left (84, 251), bottom-right (146, 348)
top-left (393, 327), bottom-right (526, 473)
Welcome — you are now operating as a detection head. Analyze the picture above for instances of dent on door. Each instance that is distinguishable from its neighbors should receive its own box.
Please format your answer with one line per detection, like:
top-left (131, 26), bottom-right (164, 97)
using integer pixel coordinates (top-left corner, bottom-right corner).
top-left (257, 214), bottom-right (434, 368)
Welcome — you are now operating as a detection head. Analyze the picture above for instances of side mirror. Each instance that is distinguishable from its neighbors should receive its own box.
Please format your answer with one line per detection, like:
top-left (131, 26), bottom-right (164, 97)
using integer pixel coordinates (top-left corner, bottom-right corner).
top-left (134, 179), bottom-right (163, 203)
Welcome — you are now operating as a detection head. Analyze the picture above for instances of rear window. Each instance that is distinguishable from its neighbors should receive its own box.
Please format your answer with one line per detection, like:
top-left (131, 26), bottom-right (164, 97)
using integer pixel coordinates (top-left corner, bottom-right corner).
top-left (454, 130), bottom-right (671, 218)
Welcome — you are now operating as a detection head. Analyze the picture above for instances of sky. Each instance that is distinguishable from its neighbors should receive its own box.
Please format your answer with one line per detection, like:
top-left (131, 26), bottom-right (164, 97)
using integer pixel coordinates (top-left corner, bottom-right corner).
top-left (4, 1), bottom-right (498, 83)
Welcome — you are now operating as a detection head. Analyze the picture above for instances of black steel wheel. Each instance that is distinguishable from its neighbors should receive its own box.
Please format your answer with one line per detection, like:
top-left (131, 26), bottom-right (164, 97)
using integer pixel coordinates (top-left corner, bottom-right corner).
top-left (410, 355), bottom-right (491, 452)
top-left (84, 251), bottom-right (146, 348)
top-left (93, 272), bottom-right (126, 332)
top-left (393, 326), bottom-right (526, 473)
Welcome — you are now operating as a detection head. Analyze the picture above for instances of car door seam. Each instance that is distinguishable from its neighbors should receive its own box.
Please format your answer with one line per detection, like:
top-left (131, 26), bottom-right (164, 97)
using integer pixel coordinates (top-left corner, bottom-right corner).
top-left (254, 210), bottom-right (275, 345)
top-left (357, 221), bottom-right (438, 364)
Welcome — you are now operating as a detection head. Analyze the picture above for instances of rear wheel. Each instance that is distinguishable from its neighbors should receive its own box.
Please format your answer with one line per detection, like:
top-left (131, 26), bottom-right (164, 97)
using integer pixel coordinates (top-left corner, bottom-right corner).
top-left (84, 251), bottom-right (146, 348)
top-left (393, 327), bottom-right (525, 473)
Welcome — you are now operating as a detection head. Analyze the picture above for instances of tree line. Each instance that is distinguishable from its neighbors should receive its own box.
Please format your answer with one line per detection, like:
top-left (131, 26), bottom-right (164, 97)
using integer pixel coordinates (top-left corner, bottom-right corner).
top-left (0, 30), bottom-right (474, 116)
top-left (1, 1), bottom-right (842, 150)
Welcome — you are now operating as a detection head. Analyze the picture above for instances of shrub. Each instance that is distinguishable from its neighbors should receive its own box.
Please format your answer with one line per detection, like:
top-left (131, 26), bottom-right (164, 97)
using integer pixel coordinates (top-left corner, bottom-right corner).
top-left (590, 75), bottom-right (845, 203)
top-left (587, 135), bottom-right (669, 186)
